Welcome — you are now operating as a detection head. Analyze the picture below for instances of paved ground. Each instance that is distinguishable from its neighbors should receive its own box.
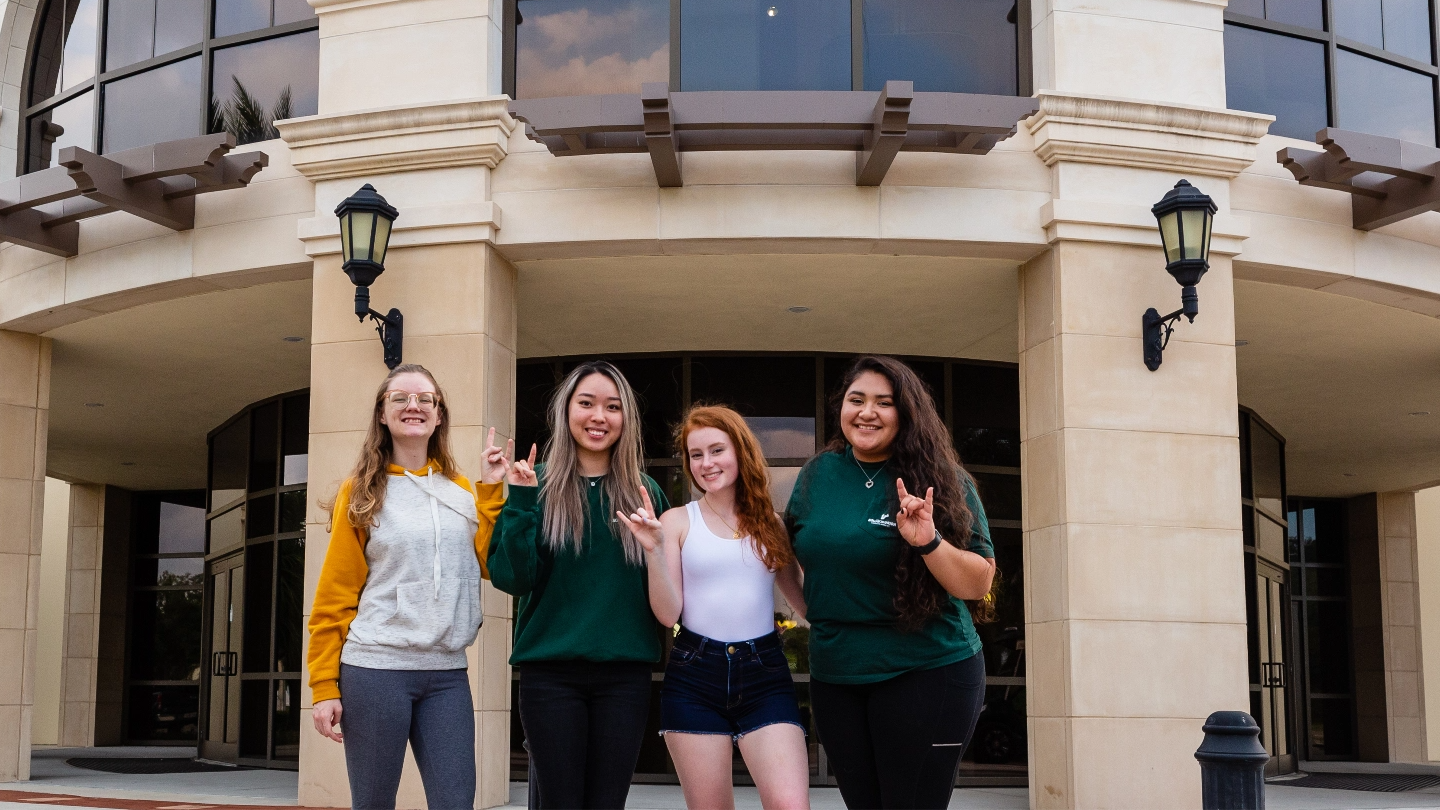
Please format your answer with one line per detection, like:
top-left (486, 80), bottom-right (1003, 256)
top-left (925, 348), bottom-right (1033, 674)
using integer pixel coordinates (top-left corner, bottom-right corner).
top-left (5, 747), bottom-right (1440, 809)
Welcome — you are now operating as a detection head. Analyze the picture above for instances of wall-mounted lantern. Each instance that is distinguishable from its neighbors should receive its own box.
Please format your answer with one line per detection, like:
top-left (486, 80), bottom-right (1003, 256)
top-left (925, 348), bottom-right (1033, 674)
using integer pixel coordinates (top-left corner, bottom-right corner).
top-left (336, 184), bottom-right (402, 369)
top-left (1144, 179), bottom-right (1217, 371)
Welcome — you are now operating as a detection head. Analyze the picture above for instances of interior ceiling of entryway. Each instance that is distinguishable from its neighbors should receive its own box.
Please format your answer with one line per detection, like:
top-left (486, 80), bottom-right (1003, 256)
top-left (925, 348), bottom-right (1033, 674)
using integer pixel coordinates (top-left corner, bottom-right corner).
top-left (1235, 279), bottom-right (1440, 498)
top-left (44, 280), bottom-right (312, 491)
top-left (515, 254), bottom-right (1021, 361)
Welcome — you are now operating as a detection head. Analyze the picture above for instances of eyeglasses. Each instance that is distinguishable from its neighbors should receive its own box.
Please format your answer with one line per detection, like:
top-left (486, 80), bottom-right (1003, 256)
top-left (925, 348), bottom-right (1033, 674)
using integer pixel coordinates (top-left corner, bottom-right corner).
top-left (385, 391), bottom-right (439, 410)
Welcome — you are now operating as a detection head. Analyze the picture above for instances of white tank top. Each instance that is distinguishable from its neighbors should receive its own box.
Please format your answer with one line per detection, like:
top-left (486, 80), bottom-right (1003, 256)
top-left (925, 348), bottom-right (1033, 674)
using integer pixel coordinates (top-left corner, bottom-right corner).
top-left (679, 500), bottom-right (776, 642)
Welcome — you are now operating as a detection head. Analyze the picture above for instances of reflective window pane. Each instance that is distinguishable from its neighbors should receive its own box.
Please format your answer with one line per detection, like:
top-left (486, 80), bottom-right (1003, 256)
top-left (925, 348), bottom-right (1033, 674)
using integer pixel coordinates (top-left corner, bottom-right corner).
top-left (1229, 0), bottom-right (1263, 17)
top-left (158, 501), bottom-right (206, 553)
top-left (862, 0), bottom-right (1017, 95)
top-left (211, 416), bottom-right (248, 509)
top-left (1336, 49), bottom-right (1437, 145)
top-left (274, 538), bottom-right (305, 673)
top-left (156, 0), bottom-right (206, 56)
top-left (239, 679), bottom-right (269, 757)
top-left (31, 0), bottom-right (68, 103)
top-left (278, 489), bottom-right (306, 533)
top-left (1251, 422), bottom-right (1283, 517)
top-left (1309, 697), bottom-right (1354, 757)
top-left (744, 417), bottom-right (815, 459)
top-left (243, 541), bottom-right (274, 672)
top-left (1382, 0), bottom-right (1433, 64)
top-left (1265, 0), bottom-right (1322, 30)
top-left (127, 685), bottom-right (200, 741)
top-left (1335, 0), bottom-right (1384, 49)
top-left (132, 556), bottom-right (205, 587)
top-left (102, 56), bottom-right (202, 152)
top-left (282, 395), bottom-right (309, 484)
top-left (1224, 25), bottom-right (1328, 141)
top-left (274, 0), bottom-right (316, 25)
top-left (972, 471), bottom-right (1020, 522)
top-left (105, 0), bottom-right (157, 71)
top-left (273, 680), bottom-right (301, 759)
top-left (214, 0), bottom-right (271, 38)
top-left (129, 589), bottom-right (203, 680)
top-left (27, 91), bottom-right (95, 172)
top-left (211, 30), bottom-right (320, 144)
top-left (209, 504), bottom-right (244, 556)
top-left (515, 0), bottom-right (670, 98)
top-left (767, 466), bottom-right (801, 510)
top-left (248, 493), bottom-right (276, 538)
top-left (953, 363), bottom-right (1021, 467)
top-left (683, 0), bottom-right (850, 91)
top-left (1306, 600), bottom-right (1352, 694)
top-left (249, 401), bottom-right (278, 491)
top-left (63, 0), bottom-right (100, 91)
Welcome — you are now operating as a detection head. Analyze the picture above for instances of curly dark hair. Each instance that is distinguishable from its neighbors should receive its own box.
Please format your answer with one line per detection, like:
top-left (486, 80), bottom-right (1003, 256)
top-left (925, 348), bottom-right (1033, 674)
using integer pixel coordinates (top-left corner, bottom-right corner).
top-left (826, 355), bottom-right (998, 631)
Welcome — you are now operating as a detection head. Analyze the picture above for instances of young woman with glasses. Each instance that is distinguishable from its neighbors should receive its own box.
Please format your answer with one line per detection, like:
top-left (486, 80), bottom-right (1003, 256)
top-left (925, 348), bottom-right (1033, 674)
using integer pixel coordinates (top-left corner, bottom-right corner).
top-left (488, 360), bottom-right (669, 810)
top-left (307, 363), bottom-right (516, 810)
top-left (617, 405), bottom-right (809, 810)
top-left (784, 355), bottom-right (997, 810)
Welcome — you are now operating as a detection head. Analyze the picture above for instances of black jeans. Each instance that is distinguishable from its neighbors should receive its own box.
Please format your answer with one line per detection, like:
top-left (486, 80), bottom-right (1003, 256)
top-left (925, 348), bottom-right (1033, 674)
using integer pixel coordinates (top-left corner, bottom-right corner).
top-left (518, 661), bottom-right (653, 809)
top-left (811, 654), bottom-right (987, 810)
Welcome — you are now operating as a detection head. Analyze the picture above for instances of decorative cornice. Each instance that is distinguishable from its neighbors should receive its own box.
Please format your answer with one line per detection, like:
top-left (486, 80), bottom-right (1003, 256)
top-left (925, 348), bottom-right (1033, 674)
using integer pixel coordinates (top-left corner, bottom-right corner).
top-left (275, 97), bottom-right (516, 182)
top-left (1040, 198), bottom-right (1250, 256)
top-left (297, 201), bottom-right (503, 255)
top-left (1028, 91), bottom-right (1274, 178)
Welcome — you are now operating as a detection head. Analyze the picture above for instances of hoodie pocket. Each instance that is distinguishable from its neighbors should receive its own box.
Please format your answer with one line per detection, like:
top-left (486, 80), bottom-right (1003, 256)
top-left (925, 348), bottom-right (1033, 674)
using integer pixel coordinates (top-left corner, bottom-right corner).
top-left (371, 578), bottom-right (482, 652)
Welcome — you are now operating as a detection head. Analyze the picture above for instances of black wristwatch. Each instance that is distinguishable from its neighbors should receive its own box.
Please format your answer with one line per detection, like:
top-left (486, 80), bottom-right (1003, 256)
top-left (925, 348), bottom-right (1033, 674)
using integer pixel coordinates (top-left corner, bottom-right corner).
top-left (917, 530), bottom-right (944, 555)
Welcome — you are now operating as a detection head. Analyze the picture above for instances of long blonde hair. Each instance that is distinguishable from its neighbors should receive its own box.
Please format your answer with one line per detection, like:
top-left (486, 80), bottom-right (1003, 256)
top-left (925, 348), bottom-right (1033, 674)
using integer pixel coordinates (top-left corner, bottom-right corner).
top-left (342, 364), bottom-right (460, 530)
top-left (539, 361), bottom-right (648, 565)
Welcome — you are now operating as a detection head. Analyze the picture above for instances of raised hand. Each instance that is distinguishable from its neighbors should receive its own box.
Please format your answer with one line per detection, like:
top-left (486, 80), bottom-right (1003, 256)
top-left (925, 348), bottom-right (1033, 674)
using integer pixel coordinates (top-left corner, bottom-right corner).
top-left (616, 486), bottom-right (663, 554)
top-left (508, 444), bottom-right (538, 487)
top-left (895, 478), bottom-right (936, 548)
top-left (481, 427), bottom-right (512, 485)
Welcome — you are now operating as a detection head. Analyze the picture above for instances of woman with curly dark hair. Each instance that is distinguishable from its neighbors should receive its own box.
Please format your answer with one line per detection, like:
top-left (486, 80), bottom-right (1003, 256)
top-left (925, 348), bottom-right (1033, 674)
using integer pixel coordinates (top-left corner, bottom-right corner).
top-left (784, 355), bottom-right (997, 810)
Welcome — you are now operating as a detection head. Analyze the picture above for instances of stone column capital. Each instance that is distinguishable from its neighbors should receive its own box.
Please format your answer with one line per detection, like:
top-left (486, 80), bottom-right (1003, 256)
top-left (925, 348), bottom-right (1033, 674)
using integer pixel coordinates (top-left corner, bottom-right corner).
top-left (1028, 91), bottom-right (1275, 178)
top-left (276, 96), bottom-right (516, 182)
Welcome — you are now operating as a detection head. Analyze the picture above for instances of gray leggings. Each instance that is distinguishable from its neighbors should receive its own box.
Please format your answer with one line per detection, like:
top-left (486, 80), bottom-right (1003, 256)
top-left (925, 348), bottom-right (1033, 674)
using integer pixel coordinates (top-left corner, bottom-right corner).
top-left (339, 663), bottom-right (475, 810)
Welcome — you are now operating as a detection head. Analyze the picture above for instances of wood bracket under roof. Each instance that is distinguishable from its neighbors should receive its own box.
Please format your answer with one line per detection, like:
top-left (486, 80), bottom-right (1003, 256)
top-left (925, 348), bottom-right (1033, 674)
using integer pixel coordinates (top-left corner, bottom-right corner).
top-left (509, 83), bottom-right (1039, 188)
top-left (0, 133), bottom-right (269, 257)
top-left (1278, 129), bottom-right (1440, 231)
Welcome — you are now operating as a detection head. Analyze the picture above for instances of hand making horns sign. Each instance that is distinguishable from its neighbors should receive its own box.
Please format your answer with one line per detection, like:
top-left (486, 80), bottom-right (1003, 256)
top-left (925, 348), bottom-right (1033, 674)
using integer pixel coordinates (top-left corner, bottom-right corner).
top-left (615, 486), bottom-right (663, 554)
top-left (508, 441), bottom-right (538, 487)
top-left (480, 427), bottom-right (513, 485)
top-left (895, 478), bottom-right (938, 549)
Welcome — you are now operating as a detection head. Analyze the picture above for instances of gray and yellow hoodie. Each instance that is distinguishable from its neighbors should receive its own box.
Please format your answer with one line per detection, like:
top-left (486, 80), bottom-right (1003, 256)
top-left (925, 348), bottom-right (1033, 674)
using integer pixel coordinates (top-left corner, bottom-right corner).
top-left (307, 461), bottom-right (505, 702)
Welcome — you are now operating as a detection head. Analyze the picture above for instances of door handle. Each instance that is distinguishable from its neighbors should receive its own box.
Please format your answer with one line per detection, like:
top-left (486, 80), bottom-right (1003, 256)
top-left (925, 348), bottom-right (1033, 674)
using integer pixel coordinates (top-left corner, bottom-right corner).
top-left (212, 651), bottom-right (224, 676)
top-left (1263, 662), bottom-right (1286, 688)
top-left (226, 651), bottom-right (238, 676)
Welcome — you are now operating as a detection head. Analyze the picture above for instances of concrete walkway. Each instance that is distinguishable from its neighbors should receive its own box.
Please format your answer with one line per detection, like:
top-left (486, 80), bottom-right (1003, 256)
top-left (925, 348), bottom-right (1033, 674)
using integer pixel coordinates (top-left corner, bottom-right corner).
top-left (4, 748), bottom-right (1440, 809)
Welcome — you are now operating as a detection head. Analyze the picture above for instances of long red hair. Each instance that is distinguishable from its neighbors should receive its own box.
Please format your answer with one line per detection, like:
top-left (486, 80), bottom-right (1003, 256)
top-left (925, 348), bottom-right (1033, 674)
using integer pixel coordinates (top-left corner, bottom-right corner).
top-left (675, 405), bottom-right (794, 572)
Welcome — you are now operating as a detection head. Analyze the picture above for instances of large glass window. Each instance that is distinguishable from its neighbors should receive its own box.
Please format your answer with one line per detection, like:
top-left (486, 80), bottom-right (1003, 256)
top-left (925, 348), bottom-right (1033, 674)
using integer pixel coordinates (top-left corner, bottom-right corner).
top-left (1287, 497), bottom-right (1356, 760)
top-left (1224, 1), bottom-right (1440, 145)
top-left (508, 0), bottom-right (1026, 98)
top-left (512, 353), bottom-right (1025, 786)
top-left (22, 0), bottom-right (318, 173)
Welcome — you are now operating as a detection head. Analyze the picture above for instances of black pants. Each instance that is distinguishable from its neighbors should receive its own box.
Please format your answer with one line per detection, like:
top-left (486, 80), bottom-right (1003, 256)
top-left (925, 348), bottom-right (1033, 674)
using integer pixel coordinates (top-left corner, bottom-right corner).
top-left (812, 654), bottom-right (987, 810)
top-left (518, 661), bottom-right (652, 809)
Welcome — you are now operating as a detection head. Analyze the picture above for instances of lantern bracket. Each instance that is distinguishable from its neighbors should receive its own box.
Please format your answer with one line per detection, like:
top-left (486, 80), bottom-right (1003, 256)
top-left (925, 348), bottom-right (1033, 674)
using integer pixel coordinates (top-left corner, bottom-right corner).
top-left (1143, 285), bottom-right (1199, 372)
top-left (352, 284), bottom-right (403, 370)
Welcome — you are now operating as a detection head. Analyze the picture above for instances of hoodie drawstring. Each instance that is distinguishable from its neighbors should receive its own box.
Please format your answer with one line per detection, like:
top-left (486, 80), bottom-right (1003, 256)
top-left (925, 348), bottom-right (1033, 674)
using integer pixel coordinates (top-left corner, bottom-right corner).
top-left (404, 467), bottom-right (445, 598)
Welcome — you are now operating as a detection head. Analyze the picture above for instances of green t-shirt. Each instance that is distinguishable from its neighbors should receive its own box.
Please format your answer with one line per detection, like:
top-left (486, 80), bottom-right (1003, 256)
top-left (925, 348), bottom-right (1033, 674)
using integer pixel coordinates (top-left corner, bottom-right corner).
top-left (488, 467), bottom-right (669, 665)
top-left (785, 447), bottom-right (994, 684)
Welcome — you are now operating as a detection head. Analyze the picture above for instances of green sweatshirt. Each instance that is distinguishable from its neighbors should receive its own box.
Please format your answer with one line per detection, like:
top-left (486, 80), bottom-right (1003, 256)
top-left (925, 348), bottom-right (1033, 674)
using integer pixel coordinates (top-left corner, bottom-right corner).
top-left (488, 467), bottom-right (669, 665)
top-left (785, 447), bottom-right (993, 684)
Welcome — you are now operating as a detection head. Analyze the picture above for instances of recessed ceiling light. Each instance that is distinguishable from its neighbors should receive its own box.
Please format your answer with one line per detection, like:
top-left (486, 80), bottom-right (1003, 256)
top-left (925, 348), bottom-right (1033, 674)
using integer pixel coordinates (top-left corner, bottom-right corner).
top-left (1410, 411), bottom-right (1431, 416)
top-left (767, 6), bottom-right (777, 15)
top-left (1234, 340), bottom-right (1249, 347)
top-left (120, 461), bottom-right (136, 466)
top-left (1342, 472), bottom-right (1357, 477)
top-left (84, 402), bottom-right (103, 407)
top-left (786, 306), bottom-right (811, 313)
top-left (282, 336), bottom-right (305, 343)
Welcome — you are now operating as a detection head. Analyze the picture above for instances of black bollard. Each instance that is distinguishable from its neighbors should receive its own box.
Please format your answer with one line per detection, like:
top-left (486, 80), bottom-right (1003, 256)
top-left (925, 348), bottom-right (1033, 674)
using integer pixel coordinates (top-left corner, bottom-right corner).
top-left (1194, 711), bottom-right (1268, 809)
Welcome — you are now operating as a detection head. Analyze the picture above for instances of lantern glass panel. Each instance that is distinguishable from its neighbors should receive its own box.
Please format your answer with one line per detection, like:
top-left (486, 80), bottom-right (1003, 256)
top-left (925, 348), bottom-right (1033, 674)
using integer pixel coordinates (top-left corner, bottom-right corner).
top-left (373, 215), bottom-right (392, 267)
top-left (351, 211), bottom-right (375, 263)
top-left (1202, 212), bottom-right (1213, 262)
top-left (1158, 210), bottom-right (1181, 264)
top-left (1180, 208), bottom-right (1208, 261)
top-left (339, 213), bottom-right (352, 263)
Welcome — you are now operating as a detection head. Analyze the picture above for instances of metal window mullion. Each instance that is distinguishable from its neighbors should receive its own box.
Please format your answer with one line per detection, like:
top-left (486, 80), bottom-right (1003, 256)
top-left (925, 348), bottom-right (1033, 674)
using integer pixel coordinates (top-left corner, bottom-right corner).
top-left (502, 0), bottom-right (516, 98)
top-left (95, 43), bottom-right (204, 84)
top-left (851, 0), bottom-right (862, 90)
top-left (1016, 0), bottom-right (1032, 96)
top-left (670, 0), bottom-right (681, 91)
top-left (92, 0), bottom-right (107, 152)
top-left (201, 0), bottom-right (214, 137)
top-left (1325, 2), bottom-right (1340, 128)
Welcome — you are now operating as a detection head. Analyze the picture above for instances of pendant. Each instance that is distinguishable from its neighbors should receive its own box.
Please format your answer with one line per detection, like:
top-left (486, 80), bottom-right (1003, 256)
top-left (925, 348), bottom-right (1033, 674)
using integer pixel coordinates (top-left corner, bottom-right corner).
top-left (733, 531), bottom-right (740, 539)
top-left (866, 481), bottom-right (874, 488)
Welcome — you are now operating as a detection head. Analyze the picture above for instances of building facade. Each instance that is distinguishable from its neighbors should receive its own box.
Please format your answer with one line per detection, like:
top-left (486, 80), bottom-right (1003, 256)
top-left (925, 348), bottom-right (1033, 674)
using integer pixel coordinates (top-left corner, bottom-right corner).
top-left (2, 0), bottom-right (1440, 808)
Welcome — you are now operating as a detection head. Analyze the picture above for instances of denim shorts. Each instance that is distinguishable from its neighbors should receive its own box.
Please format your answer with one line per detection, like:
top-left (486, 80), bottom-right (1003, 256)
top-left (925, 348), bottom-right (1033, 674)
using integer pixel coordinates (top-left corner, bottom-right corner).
top-left (659, 626), bottom-right (806, 740)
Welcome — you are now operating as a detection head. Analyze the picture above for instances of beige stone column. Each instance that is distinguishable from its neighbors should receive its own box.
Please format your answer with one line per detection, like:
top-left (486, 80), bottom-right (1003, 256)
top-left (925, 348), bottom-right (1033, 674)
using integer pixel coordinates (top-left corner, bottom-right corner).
top-left (1378, 491), bottom-right (1428, 762)
top-left (279, 1), bottom-right (516, 802)
top-left (0, 330), bottom-right (49, 781)
top-left (1021, 94), bottom-right (1271, 808)
top-left (57, 484), bottom-right (103, 747)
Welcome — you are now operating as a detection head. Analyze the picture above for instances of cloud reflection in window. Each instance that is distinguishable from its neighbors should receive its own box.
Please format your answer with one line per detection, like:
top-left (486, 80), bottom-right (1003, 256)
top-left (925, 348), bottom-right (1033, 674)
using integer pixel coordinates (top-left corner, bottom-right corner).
top-left (516, 0), bottom-right (669, 99)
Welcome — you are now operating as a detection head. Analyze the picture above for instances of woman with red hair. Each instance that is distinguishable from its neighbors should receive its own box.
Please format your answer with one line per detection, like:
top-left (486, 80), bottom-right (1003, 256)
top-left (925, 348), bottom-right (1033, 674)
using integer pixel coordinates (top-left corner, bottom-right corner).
top-left (617, 405), bottom-right (809, 810)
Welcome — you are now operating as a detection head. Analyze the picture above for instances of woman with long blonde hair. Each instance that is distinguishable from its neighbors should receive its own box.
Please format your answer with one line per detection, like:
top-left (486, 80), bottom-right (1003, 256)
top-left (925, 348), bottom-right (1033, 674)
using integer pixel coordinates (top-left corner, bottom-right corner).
top-left (618, 405), bottom-right (809, 810)
top-left (306, 363), bottom-right (514, 810)
top-left (488, 360), bottom-right (669, 810)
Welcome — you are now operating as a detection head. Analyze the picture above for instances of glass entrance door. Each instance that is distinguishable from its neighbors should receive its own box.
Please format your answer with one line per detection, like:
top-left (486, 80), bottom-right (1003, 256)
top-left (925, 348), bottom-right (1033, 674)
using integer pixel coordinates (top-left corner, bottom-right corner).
top-left (201, 553), bottom-right (244, 761)
top-left (1252, 561), bottom-right (1294, 774)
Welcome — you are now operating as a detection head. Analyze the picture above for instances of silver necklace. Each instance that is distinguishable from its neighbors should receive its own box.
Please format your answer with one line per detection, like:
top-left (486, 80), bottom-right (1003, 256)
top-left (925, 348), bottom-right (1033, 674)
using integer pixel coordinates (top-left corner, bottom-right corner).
top-left (854, 455), bottom-right (886, 489)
